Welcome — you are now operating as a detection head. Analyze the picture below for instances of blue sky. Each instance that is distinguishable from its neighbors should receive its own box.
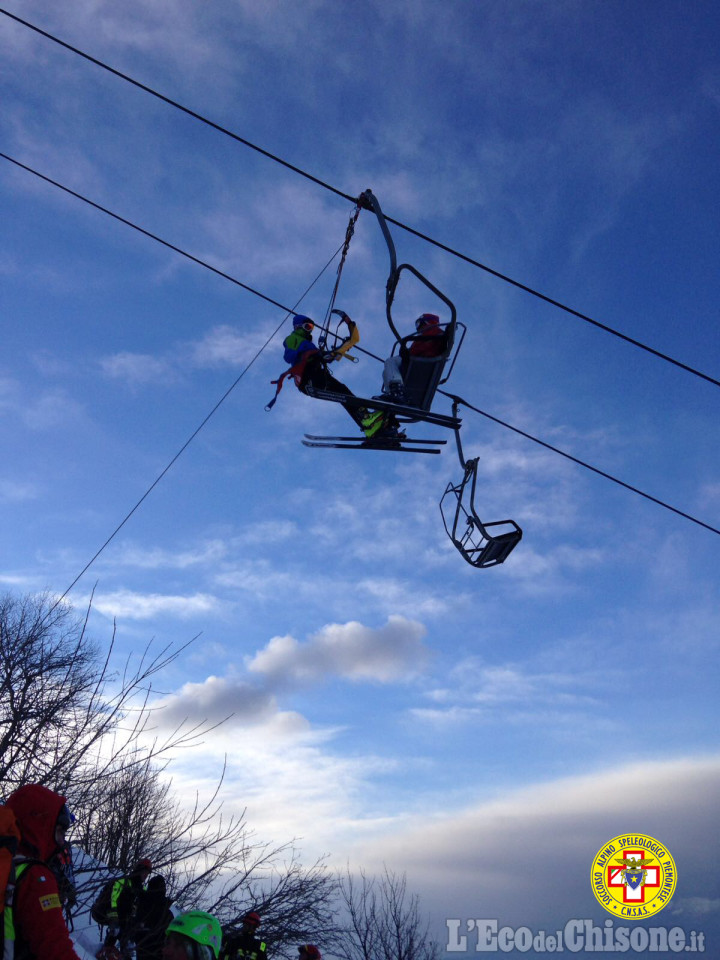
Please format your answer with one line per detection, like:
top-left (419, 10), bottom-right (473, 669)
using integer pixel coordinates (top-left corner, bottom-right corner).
top-left (2, 1), bottom-right (719, 955)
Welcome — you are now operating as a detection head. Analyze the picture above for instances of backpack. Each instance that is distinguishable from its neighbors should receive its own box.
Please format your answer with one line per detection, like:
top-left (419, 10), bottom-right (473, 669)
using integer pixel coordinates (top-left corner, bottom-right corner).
top-left (1, 805), bottom-right (22, 959)
top-left (91, 877), bottom-right (116, 925)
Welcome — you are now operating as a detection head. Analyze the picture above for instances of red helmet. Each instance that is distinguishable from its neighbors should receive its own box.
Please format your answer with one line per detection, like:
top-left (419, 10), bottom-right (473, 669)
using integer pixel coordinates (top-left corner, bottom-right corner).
top-left (135, 858), bottom-right (152, 873)
top-left (415, 313), bottom-right (440, 330)
top-left (244, 912), bottom-right (261, 926)
top-left (298, 947), bottom-right (321, 960)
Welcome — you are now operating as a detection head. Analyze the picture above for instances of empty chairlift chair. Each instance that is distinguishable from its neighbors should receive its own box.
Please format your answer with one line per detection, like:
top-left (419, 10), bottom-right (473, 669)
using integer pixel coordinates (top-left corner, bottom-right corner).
top-left (440, 457), bottom-right (522, 568)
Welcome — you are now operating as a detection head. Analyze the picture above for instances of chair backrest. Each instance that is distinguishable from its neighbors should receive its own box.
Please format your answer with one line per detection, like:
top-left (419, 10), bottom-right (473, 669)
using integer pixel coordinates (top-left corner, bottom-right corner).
top-left (397, 324), bottom-right (454, 412)
top-left (401, 354), bottom-right (448, 410)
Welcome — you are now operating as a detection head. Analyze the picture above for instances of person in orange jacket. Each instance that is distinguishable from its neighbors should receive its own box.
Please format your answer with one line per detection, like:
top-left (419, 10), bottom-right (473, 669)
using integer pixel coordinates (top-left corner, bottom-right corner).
top-left (5, 783), bottom-right (83, 960)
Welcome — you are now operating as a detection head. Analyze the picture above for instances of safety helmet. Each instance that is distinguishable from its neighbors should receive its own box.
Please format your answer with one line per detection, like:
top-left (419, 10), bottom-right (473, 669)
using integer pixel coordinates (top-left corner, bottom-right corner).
top-left (135, 858), bottom-right (153, 872)
top-left (298, 946), bottom-right (322, 960)
top-left (293, 315), bottom-right (314, 331)
top-left (167, 911), bottom-right (223, 960)
top-left (244, 911), bottom-right (261, 926)
top-left (415, 313), bottom-right (440, 331)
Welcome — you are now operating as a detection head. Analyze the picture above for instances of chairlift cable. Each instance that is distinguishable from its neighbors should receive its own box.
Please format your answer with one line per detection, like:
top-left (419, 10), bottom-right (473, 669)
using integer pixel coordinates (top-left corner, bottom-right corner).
top-left (54, 255), bottom-right (341, 604)
top-left (0, 7), bottom-right (351, 205)
top-left (2, 7), bottom-right (717, 390)
top-left (0, 152), bottom-right (291, 313)
top-left (4, 150), bottom-right (718, 541)
top-left (440, 390), bottom-right (720, 538)
top-left (0, 151), bottom-right (385, 361)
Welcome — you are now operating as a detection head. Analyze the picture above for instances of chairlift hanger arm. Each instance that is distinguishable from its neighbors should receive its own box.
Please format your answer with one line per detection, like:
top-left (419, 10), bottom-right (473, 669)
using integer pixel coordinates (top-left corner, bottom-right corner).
top-left (319, 201), bottom-right (362, 350)
top-left (360, 189), bottom-right (458, 346)
top-left (390, 262), bottom-right (458, 333)
top-left (447, 398), bottom-right (467, 469)
top-left (359, 189), bottom-right (398, 279)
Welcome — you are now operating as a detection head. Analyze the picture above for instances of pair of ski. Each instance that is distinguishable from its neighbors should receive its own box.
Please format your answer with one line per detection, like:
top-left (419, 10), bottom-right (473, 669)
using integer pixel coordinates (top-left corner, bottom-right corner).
top-left (305, 387), bottom-right (462, 430)
top-left (301, 387), bottom-right (459, 453)
top-left (303, 434), bottom-right (446, 454)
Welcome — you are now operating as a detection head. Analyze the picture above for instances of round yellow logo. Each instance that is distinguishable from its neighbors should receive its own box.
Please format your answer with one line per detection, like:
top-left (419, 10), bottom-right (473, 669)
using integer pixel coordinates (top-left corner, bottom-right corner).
top-left (591, 834), bottom-right (677, 917)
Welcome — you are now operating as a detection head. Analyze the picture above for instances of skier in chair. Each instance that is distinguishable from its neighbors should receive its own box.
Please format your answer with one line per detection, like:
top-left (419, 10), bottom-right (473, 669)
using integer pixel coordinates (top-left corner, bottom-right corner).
top-left (283, 315), bottom-right (401, 440)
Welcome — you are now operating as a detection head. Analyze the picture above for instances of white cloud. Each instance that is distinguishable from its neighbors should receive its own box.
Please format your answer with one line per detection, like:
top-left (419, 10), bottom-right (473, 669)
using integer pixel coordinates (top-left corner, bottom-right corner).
top-left (11, 0), bottom-right (232, 80)
top-left (352, 755), bottom-right (720, 933)
top-left (92, 589), bottom-right (221, 620)
top-left (234, 521), bottom-right (299, 546)
top-left (0, 478), bottom-right (39, 502)
top-left (212, 559), bottom-right (298, 599)
top-left (190, 323), bottom-right (280, 368)
top-left (414, 667), bottom-right (599, 727)
top-left (27, 390), bottom-right (87, 429)
top-left (212, 556), bottom-right (453, 620)
top-left (198, 182), bottom-right (349, 285)
top-left (99, 351), bottom-right (174, 384)
top-left (0, 376), bottom-right (86, 430)
top-left (247, 615), bottom-right (430, 685)
top-left (155, 718), bottom-right (395, 857)
top-left (0, 573), bottom-right (35, 587)
top-left (112, 539), bottom-right (228, 569)
top-left (152, 674), bottom-right (292, 729)
top-left (670, 898), bottom-right (720, 918)
top-left (698, 482), bottom-right (720, 510)
top-left (92, 317), bottom-right (282, 392)
top-left (353, 576), bottom-right (452, 617)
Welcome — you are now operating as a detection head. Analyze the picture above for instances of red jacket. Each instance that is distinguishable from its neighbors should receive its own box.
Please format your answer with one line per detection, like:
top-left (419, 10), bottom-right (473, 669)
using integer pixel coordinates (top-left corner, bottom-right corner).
top-left (6, 784), bottom-right (82, 960)
top-left (408, 319), bottom-right (445, 358)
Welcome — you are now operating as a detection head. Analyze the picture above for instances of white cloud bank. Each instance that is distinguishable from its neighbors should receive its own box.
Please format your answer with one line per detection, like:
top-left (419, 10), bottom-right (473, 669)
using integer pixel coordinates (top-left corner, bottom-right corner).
top-left (92, 588), bottom-right (221, 620)
top-left (349, 755), bottom-right (720, 950)
top-left (247, 615), bottom-right (430, 684)
top-left (154, 674), bottom-right (297, 730)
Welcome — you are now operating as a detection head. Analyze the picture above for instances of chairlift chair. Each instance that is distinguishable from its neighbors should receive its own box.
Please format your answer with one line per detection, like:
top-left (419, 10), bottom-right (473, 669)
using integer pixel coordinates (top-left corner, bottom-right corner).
top-left (359, 189), bottom-right (466, 422)
top-left (390, 318), bottom-right (460, 414)
top-left (440, 457), bottom-right (522, 568)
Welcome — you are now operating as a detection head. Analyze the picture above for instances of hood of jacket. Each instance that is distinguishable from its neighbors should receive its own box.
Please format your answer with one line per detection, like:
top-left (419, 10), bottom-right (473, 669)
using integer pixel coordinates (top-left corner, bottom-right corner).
top-left (6, 783), bottom-right (67, 862)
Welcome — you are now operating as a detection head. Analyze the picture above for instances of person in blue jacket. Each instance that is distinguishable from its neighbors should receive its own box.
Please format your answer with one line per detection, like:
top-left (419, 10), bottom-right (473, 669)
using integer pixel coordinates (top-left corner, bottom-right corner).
top-left (283, 316), bottom-right (395, 439)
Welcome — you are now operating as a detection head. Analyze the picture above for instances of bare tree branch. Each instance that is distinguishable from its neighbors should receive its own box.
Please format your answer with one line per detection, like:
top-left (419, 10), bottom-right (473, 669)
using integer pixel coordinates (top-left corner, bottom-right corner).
top-left (335, 866), bottom-right (440, 960)
top-left (1, 591), bottom-right (343, 958)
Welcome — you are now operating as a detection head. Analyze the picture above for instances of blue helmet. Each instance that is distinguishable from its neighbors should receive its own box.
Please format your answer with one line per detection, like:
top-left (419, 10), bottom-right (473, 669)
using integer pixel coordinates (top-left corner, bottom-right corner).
top-left (293, 315), bottom-right (314, 329)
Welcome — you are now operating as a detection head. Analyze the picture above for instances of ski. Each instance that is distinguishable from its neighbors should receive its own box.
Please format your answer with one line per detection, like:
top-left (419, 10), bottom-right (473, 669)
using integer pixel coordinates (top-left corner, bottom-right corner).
top-left (304, 435), bottom-right (447, 445)
top-left (302, 436), bottom-right (442, 454)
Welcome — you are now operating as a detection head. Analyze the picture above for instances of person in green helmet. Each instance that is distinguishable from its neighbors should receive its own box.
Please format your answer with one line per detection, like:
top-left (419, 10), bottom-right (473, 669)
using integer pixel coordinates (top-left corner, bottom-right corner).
top-left (163, 911), bottom-right (222, 960)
